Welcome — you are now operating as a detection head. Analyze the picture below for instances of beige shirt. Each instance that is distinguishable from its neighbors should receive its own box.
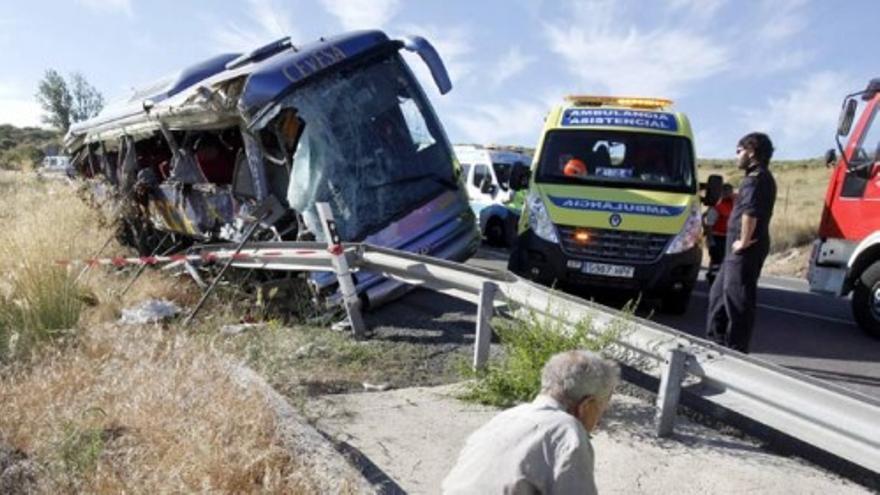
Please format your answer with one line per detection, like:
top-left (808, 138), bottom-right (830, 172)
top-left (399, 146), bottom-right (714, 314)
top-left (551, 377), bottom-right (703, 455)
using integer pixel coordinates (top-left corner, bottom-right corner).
top-left (442, 395), bottom-right (597, 495)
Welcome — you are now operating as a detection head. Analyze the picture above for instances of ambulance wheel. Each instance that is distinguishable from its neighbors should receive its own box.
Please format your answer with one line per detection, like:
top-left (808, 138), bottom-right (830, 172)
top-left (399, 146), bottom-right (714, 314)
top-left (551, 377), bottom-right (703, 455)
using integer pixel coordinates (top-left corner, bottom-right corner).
top-left (851, 261), bottom-right (880, 339)
top-left (485, 217), bottom-right (506, 247)
top-left (661, 290), bottom-right (692, 315)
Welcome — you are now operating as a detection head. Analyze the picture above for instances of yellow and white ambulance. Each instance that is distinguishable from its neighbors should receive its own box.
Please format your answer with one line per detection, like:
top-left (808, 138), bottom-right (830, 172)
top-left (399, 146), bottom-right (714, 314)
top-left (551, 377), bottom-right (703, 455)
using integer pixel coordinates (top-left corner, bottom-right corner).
top-left (508, 96), bottom-right (703, 313)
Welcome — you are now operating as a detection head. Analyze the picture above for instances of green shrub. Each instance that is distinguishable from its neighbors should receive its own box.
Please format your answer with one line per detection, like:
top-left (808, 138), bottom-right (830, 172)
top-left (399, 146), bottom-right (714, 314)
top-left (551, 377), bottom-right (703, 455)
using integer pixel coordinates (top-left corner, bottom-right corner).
top-left (459, 308), bottom-right (622, 408)
top-left (0, 262), bottom-right (83, 362)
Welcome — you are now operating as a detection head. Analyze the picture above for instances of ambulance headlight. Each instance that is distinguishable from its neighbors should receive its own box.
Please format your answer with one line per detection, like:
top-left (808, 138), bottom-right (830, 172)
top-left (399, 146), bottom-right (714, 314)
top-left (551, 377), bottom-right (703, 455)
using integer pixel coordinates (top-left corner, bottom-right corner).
top-left (527, 191), bottom-right (559, 243)
top-left (665, 203), bottom-right (703, 254)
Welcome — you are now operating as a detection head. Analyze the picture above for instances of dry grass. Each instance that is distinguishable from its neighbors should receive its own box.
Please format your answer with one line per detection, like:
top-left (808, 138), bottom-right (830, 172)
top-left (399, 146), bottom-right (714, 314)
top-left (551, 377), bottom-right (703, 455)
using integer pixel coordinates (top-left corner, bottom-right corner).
top-left (0, 324), bottom-right (321, 493)
top-left (0, 172), bottom-right (332, 493)
top-left (698, 159), bottom-right (832, 254)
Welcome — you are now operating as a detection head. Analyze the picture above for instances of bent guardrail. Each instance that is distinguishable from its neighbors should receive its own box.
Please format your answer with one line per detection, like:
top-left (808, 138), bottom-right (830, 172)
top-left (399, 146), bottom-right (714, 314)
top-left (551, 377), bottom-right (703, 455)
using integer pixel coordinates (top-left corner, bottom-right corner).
top-left (177, 204), bottom-right (879, 476)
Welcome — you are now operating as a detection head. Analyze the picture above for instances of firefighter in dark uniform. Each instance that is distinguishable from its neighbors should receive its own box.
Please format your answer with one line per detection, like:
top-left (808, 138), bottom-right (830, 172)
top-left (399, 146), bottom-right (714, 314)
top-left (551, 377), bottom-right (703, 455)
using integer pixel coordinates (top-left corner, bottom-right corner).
top-left (706, 133), bottom-right (777, 352)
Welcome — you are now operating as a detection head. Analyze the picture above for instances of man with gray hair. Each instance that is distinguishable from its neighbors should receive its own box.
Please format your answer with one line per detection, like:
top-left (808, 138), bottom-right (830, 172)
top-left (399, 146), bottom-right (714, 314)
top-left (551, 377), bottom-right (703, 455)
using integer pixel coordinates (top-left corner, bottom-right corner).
top-left (443, 350), bottom-right (620, 494)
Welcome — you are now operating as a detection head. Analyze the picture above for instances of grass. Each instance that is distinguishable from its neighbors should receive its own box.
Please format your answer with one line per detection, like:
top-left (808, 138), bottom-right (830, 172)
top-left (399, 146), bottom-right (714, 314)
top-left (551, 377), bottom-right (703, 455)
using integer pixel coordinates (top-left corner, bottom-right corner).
top-left (698, 158), bottom-right (832, 254)
top-left (0, 171), bottom-right (336, 493)
top-left (458, 306), bottom-right (623, 408)
top-left (213, 320), bottom-right (469, 401)
top-left (0, 324), bottom-right (323, 493)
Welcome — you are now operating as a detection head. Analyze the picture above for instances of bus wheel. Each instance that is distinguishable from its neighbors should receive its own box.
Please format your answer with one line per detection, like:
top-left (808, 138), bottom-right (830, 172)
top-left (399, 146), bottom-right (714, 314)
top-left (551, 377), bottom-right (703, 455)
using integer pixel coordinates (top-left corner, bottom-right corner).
top-left (661, 290), bottom-right (692, 315)
top-left (852, 261), bottom-right (880, 339)
top-left (485, 217), bottom-right (506, 247)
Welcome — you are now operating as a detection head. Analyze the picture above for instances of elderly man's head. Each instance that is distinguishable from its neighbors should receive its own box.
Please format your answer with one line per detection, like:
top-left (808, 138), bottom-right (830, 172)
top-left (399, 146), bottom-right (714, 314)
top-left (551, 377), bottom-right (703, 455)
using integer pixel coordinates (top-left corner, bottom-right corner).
top-left (541, 350), bottom-right (620, 432)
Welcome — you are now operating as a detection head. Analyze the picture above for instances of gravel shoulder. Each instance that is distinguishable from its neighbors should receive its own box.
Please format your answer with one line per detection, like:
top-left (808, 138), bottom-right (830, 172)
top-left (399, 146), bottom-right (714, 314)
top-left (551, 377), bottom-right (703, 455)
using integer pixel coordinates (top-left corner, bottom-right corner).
top-left (310, 384), bottom-right (868, 495)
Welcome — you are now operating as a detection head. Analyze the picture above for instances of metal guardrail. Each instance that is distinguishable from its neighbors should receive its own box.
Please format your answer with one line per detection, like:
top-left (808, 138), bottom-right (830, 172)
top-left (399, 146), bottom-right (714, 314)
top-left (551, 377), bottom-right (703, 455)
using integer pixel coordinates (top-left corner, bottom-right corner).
top-left (202, 205), bottom-right (880, 475)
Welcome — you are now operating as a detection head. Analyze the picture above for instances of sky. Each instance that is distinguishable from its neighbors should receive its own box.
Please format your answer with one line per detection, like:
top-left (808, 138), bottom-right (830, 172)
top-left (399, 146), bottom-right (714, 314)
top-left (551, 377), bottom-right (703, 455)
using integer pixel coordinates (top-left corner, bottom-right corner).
top-left (0, 0), bottom-right (877, 159)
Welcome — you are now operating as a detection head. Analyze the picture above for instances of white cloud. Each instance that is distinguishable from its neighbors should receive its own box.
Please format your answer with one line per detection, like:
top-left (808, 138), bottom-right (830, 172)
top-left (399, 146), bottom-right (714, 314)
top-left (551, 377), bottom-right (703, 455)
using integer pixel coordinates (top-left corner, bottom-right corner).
top-left (318, 0), bottom-right (401, 31)
top-left (488, 47), bottom-right (536, 88)
top-left (736, 72), bottom-right (855, 158)
top-left (757, 0), bottom-right (808, 42)
top-left (450, 99), bottom-right (548, 145)
top-left (544, 21), bottom-right (730, 96)
top-left (76, 0), bottom-right (133, 17)
top-left (210, 0), bottom-right (300, 52)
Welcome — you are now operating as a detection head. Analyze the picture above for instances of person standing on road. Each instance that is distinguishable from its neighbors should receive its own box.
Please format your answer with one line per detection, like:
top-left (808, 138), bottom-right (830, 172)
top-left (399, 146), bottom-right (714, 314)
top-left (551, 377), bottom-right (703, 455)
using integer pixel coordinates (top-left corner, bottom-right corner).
top-left (705, 183), bottom-right (736, 285)
top-left (706, 133), bottom-right (777, 353)
top-left (442, 350), bottom-right (620, 495)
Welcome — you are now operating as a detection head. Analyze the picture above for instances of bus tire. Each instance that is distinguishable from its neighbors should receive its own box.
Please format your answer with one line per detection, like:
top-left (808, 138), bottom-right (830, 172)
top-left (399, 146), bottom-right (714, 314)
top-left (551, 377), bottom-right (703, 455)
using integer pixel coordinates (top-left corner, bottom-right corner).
top-left (485, 217), bottom-right (506, 247)
top-left (851, 261), bottom-right (880, 339)
top-left (661, 290), bottom-right (692, 315)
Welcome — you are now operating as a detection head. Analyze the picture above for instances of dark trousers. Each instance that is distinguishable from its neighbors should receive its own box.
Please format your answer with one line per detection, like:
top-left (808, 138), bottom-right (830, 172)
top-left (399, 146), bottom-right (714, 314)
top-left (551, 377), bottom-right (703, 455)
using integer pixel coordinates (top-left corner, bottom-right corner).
top-left (708, 234), bottom-right (727, 267)
top-left (705, 247), bottom-right (767, 352)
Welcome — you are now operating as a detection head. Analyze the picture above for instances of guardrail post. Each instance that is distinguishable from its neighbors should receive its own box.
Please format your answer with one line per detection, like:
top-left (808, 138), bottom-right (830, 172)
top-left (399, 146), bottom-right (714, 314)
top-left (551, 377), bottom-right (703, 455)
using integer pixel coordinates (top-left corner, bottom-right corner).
top-left (655, 347), bottom-right (687, 437)
top-left (316, 203), bottom-right (368, 339)
top-left (473, 281), bottom-right (497, 371)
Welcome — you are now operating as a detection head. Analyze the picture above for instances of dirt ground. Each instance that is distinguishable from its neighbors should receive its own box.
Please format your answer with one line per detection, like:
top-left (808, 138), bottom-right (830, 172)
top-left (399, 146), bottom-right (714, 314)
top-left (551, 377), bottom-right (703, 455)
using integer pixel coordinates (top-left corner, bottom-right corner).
top-left (762, 245), bottom-right (812, 278)
top-left (309, 384), bottom-right (868, 494)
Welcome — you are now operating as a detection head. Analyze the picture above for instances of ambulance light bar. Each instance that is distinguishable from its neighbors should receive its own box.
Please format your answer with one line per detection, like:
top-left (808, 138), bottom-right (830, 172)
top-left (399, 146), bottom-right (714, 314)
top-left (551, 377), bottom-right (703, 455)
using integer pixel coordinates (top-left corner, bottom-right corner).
top-left (564, 95), bottom-right (673, 110)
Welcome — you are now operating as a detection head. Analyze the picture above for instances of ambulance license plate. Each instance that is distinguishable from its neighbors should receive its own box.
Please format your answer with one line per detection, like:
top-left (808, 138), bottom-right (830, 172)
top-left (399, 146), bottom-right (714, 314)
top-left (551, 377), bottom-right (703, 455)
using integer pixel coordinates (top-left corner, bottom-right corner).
top-left (582, 262), bottom-right (635, 278)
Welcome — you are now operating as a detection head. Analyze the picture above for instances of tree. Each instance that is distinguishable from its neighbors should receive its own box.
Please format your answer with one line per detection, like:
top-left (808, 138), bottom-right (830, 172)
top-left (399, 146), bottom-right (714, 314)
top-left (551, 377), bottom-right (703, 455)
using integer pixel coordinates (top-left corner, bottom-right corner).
top-left (69, 72), bottom-right (105, 124)
top-left (35, 70), bottom-right (104, 132)
top-left (36, 69), bottom-right (72, 131)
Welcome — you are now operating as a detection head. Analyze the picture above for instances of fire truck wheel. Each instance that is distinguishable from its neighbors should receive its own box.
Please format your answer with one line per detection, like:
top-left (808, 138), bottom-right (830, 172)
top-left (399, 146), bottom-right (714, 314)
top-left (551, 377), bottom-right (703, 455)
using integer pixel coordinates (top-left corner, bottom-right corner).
top-left (852, 261), bottom-right (880, 339)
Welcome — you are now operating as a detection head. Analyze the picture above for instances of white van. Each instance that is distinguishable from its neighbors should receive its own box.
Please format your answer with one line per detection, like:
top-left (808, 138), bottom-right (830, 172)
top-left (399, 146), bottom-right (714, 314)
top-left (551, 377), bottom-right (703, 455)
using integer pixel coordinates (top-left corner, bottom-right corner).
top-left (454, 144), bottom-right (531, 246)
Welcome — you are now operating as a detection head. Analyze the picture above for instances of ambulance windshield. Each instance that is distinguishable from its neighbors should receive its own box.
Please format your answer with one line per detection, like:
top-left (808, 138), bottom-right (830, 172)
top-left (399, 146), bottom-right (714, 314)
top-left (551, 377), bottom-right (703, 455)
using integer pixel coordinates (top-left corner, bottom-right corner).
top-left (275, 54), bottom-right (456, 241)
top-left (535, 130), bottom-right (695, 193)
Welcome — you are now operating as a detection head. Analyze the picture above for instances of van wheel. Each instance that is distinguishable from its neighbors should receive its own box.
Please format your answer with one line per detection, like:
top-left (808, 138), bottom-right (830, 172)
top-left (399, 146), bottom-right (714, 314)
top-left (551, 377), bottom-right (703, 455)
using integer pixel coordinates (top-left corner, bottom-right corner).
top-left (851, 261), bottom-right (880, 339)
top-left (661, 290), bottom-right (692, 315)
top-left (485, 217), bottom-right (506, 247)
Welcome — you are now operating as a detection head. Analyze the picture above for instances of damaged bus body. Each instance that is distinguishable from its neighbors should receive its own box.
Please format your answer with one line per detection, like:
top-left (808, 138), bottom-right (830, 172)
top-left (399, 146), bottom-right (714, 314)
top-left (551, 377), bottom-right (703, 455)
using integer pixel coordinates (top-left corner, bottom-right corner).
top-left (65, 30), bottom-right (479, 308)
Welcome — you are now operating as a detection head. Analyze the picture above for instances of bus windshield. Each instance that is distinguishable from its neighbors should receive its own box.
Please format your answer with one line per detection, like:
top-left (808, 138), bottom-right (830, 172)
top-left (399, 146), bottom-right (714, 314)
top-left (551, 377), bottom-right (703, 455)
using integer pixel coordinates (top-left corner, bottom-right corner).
top-left (535, 129), bottom-right (696, 193)
top-left (266, 54), bottom-right (456, 241)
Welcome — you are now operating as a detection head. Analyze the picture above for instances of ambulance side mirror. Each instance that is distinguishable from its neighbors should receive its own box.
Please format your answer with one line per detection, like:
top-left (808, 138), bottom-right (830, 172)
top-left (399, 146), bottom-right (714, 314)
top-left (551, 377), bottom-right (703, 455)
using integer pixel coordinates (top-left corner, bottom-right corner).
top-left (824, 148), bottom-right (837, 168)
top-left (509, 163), bottom-right (531, 191)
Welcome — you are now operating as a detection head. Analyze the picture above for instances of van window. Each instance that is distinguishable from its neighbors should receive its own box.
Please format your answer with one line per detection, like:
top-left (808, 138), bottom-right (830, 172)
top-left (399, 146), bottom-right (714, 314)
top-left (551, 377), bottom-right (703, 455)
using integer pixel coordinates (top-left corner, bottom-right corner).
top-left (492, 162), bottom-right (513, 190)
top-left (460, 163), bottom-right (471, 181)
top-left (473, 164), bottom-right (491, 188)
top-left (535, 129), bottom-right (695, 193)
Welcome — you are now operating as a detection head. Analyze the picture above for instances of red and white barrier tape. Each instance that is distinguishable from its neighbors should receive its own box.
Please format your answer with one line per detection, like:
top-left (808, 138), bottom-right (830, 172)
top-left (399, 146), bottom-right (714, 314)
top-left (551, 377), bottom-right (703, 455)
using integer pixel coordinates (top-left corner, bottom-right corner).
top-left (56, 248), bottom-right (322, 268)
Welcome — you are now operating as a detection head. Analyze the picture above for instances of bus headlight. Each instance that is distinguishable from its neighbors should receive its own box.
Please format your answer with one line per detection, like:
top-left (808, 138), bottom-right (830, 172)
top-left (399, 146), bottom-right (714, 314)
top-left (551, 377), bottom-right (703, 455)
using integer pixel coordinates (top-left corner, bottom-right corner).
top-left (665, 203), bottom-right (703, 254)
top-left (527, 191), bottom-right (559, 243)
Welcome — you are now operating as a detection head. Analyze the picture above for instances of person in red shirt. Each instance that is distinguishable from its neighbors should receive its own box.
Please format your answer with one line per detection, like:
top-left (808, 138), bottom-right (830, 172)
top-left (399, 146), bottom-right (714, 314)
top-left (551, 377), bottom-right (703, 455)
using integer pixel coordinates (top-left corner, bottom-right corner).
top-left (706, 183), bottom-right (735, 285)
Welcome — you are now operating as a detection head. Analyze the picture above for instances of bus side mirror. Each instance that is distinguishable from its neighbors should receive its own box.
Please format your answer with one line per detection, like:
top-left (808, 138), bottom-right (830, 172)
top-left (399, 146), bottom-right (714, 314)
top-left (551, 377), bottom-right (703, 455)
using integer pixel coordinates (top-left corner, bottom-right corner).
top-left (824, 148), bottom-right (837, 168)
top-left (838, 98), bottom-right (857, 137)
top-left (509, 164), bottom-right (530, 191)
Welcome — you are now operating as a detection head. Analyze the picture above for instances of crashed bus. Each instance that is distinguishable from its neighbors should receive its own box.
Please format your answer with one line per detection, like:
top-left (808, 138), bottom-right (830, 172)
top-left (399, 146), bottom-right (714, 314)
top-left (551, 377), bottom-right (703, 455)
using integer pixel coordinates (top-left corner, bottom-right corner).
top-left (65, 30), bottom-right (480, 308)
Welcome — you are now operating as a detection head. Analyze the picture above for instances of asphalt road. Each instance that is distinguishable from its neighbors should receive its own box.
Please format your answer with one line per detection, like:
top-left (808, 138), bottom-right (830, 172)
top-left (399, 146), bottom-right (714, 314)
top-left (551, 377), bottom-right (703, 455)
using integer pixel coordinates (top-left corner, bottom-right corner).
top-left (463, 246), bottom-right (880, 400)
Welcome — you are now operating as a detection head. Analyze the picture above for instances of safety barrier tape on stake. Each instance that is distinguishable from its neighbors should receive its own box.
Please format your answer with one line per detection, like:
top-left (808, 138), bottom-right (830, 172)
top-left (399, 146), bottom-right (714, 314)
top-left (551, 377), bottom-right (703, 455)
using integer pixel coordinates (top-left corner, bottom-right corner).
top-left (55, 248), bottom-right (322, 268)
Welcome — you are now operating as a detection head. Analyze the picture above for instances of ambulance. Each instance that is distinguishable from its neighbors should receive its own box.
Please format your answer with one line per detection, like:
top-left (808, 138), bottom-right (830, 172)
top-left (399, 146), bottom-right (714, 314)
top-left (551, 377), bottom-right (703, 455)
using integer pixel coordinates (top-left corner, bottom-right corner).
top-left (507, 96), bottom-right (703, 313)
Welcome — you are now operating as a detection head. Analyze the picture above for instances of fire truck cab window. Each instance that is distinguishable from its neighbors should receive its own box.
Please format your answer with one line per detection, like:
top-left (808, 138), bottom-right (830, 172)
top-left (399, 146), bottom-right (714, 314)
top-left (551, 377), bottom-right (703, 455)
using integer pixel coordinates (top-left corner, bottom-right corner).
top-left (843, 108), bottom-right (880, 198)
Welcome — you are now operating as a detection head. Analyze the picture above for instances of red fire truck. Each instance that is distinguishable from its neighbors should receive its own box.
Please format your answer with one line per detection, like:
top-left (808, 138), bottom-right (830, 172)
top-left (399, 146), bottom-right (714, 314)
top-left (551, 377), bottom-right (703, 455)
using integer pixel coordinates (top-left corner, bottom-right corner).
top-left (808, 78), bottom-right (880, 338)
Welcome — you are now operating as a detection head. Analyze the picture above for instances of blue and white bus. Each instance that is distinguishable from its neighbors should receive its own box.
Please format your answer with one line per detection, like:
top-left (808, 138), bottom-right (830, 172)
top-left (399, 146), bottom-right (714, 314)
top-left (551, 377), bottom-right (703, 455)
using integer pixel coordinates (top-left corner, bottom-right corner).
top-left (65, 31), bottom-right (480, 308)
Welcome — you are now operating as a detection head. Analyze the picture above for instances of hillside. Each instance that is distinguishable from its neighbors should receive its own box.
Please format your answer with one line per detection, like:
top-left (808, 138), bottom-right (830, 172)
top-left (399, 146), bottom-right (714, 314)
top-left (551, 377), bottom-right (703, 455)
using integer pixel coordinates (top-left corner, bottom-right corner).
top-left (0, 124), bottom-right (61, 171)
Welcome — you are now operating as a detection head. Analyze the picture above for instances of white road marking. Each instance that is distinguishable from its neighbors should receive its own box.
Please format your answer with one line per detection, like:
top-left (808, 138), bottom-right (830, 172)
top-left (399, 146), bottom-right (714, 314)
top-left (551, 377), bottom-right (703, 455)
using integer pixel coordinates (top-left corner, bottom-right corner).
top-left (692, 291), bottom-right (855, 326)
